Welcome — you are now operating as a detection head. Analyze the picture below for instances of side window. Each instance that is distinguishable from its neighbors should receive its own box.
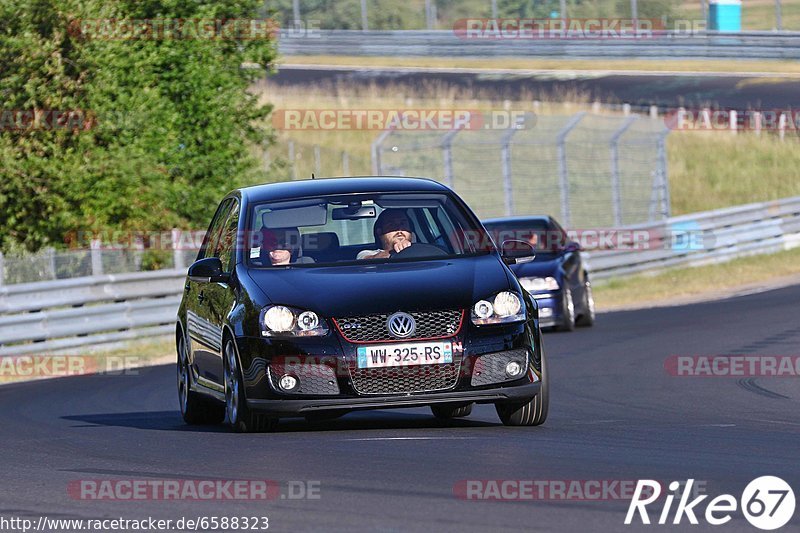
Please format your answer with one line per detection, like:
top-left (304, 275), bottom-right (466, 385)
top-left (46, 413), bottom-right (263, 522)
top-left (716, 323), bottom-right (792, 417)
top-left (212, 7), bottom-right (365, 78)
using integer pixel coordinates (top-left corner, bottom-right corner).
top-left (197, 199), bottom-right (233, 261)
top-left (217, 200), bottom-right (240, 273)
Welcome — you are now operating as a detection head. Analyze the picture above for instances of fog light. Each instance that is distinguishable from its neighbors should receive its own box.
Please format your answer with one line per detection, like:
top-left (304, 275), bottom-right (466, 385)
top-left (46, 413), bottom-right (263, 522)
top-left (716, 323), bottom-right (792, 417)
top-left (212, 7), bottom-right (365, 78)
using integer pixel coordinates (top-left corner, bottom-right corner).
top-left (279, 374), bottom-right (298, 391)
top-left (505, 361), bottom-right (523, 378)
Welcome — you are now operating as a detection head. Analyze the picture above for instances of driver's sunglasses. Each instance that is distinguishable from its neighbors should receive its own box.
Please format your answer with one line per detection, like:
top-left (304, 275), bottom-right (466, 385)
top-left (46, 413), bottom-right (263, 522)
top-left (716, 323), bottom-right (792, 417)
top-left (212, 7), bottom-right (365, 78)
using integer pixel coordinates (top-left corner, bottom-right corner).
top-left (380, 219), bottom-right (411, 232)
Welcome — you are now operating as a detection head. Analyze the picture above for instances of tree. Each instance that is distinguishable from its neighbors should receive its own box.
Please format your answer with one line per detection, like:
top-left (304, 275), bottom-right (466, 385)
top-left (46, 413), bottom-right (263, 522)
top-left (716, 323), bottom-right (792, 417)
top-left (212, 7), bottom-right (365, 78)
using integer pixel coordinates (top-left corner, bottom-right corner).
top-left (0, 0), bottom-right (278, 252)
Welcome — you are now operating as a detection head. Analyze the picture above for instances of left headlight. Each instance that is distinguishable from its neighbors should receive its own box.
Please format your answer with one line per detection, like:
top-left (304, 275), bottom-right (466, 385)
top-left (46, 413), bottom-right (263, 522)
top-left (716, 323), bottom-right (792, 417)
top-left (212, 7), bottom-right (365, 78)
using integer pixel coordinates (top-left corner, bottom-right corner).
top-left (471, 291), bottom-right (526, 325)
top-left (519, 276), bottom-right (559, 292)
top-left (260, 305), bottom-right (329, 337)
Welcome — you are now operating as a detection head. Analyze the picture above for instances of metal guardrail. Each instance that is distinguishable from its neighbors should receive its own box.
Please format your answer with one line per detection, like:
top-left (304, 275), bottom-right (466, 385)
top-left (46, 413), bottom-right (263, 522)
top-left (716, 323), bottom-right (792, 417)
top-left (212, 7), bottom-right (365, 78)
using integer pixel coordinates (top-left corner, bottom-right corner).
top-left (586, 196), bottom-right (800, 280)
top-left (0, 196), bottom-right (798, 355)
top-left (278, 30), bottom-right (800, 60)
top-left (0, 270), bottom-right (184, 356)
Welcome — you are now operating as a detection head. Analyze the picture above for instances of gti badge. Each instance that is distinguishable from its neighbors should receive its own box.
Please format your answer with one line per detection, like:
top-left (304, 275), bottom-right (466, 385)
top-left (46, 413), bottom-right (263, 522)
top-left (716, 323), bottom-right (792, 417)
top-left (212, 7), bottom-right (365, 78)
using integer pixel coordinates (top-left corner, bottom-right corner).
top-left (387, 312), bottom-right (416, 339)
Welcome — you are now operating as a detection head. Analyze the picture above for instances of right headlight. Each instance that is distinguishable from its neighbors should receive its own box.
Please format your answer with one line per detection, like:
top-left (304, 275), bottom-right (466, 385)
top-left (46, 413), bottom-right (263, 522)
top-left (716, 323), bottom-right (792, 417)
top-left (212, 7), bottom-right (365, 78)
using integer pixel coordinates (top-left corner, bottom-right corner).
top-left (519, 276), bottom-right (559, 292)
top-left (261, 305), bottom-right (329, 337)
top-left (471, 291), bottom-right (526, 326)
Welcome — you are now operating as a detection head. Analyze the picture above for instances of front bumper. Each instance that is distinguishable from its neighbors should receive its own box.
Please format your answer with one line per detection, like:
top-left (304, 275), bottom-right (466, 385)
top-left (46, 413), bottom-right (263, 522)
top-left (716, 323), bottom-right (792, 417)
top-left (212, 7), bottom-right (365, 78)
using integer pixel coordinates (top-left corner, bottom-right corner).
top-left (234, 317), bottom-right (543, 414)
top-left (247, 381), bottom-right (541, 415)
top-left (530, 290), bottom-right (562, 328)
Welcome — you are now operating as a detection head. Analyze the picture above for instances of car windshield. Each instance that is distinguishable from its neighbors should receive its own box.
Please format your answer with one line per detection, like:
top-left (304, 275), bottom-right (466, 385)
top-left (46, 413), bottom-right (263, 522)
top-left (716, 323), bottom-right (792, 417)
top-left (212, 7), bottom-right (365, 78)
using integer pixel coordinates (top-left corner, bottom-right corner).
top-left (246, 192), bottom-right (493, 267)
top-left (483, 220), bottom-right (568, 253)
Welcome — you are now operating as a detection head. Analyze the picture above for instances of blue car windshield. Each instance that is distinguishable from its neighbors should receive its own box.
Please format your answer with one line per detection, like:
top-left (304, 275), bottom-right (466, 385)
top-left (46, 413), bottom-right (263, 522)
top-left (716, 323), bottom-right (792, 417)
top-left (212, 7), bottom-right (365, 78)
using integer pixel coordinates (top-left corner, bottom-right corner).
top-left (483, 220), bottom-right (568, 254)
top-left (246, 193), bottom-right (493, 267)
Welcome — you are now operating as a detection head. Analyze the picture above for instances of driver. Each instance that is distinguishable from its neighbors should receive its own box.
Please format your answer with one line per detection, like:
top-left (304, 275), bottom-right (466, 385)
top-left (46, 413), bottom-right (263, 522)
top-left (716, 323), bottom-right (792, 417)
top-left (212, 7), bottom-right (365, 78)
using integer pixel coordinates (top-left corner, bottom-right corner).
top-left (357, 209), bottom-right (413, 260)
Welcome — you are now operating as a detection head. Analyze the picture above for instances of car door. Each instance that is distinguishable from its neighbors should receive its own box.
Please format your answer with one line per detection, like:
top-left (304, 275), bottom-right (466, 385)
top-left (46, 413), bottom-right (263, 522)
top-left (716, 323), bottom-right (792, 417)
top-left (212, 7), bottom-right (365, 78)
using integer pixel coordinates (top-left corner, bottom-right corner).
top-left (198, 198), bottom-right (241, 387)
top-left (186, 198), bottom-right (232, 393)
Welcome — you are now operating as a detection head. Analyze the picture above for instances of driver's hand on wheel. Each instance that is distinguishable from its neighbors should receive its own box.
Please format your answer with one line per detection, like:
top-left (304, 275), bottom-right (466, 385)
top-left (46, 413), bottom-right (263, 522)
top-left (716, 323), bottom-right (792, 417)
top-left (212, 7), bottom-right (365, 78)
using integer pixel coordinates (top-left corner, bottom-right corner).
top-left (392, 237), bottom-right (412, 253)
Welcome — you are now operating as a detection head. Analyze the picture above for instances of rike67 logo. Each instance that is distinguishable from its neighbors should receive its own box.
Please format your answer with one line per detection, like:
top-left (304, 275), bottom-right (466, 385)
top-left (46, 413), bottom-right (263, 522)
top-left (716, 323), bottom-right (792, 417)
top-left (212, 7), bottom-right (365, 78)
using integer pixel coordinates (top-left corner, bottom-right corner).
top-left (625, 477), bottom-right (795, 530)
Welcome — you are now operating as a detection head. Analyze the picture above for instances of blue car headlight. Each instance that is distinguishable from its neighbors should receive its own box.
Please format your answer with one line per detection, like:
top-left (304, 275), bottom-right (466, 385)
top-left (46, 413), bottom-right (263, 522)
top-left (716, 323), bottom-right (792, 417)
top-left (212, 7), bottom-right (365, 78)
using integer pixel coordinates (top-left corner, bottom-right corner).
top-left (471, 291), bottom-right (526, 326)
top-left (260, 306), bottom-right (329, 337)
top-left (519, 276), bottom-right (560, 292)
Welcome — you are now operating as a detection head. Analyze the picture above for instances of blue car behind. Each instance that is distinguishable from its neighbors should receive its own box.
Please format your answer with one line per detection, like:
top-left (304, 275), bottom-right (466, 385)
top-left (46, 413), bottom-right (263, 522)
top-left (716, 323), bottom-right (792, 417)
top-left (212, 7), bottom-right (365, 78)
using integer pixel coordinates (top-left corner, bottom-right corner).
top-left (483, 216), bottom-right (595, 331)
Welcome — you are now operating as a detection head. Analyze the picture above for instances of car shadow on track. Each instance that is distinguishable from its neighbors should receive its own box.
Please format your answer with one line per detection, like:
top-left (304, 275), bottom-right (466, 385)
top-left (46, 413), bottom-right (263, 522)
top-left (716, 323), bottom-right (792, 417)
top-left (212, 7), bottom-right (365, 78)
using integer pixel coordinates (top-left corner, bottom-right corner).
top-left (62, 409), bottom-right (500, 433)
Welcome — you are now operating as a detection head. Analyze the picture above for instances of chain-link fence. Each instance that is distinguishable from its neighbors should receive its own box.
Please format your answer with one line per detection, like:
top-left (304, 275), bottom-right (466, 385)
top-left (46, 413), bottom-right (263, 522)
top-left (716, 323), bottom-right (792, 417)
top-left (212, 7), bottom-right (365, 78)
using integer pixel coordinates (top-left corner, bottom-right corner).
top-left (372, 112), bottom-right (671, 226)
top-left (0, 244), bottom-right (201, 286)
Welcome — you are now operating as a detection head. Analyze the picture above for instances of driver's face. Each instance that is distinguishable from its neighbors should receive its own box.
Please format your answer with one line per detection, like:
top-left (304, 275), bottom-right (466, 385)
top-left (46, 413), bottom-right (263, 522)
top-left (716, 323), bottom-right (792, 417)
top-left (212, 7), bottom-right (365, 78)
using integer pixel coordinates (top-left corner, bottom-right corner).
top-left (379, 214), bottom-right (412, 250)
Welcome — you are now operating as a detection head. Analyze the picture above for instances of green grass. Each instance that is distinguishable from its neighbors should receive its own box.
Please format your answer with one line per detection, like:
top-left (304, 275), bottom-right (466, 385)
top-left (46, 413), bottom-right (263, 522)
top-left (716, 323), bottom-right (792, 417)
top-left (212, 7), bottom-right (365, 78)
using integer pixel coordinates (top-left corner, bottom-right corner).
top-left (594, 246), bottom-right (800, 309)
top-left (0, 338), bottom-right (173, 385)
top-left (281, 55), bottom-right (800, 75)
top-left (667, 131), bottom-right (800, 215)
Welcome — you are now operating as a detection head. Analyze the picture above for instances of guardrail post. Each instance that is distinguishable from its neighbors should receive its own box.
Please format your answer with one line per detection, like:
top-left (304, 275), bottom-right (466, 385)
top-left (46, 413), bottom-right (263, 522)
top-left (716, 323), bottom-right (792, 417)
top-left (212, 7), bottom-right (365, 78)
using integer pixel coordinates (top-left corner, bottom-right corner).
top-left (500, 123), bottom-right (522, 216)
top-left (371, 128), bottom-right (394, 175)
top-left (0, 251), bottom-right (4, 287)
top-left (441, 127), bottom-right (462, 189)
top-left (556, 112), bottom-right (586, 227)
top-left (313, 145), bottom-right (321, 176)
top-left (609, 116), bottom-right (639, 226)
top-left (90, 240), bottom-right (103, 276)
top-left (656, 128), bottom-right (672, 219)
top-left (172, 228), bottom-right (184, 270)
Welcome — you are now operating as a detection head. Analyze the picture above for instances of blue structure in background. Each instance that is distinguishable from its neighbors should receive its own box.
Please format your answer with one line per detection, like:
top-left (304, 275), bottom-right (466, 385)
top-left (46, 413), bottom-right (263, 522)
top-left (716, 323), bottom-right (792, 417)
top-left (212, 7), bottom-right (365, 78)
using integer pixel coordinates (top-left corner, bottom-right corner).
top-left (708, 0), bottom-right (742, 31)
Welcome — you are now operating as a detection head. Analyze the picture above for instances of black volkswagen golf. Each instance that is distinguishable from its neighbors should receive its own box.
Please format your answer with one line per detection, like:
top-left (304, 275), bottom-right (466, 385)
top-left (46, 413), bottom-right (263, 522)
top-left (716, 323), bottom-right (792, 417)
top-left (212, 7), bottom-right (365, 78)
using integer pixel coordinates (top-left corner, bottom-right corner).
top-left (177, 177), bottom-right (548, 432)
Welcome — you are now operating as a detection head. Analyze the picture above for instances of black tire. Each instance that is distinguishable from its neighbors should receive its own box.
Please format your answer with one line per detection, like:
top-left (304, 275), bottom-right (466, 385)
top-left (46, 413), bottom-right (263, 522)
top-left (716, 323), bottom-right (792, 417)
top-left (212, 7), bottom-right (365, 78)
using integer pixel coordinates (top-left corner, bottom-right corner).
top-left (495, 345), bottom-right (548, 426)
top-left (576, 277), bottom-right (596, 327)
top-left (223, 338), bottom-right (278, 433)
top-left (177, 333), bottom-right (224, 425)
top-left (431, 403), bottom-right (473, 419)
top-left (556, 288), bottom-right (576, 331)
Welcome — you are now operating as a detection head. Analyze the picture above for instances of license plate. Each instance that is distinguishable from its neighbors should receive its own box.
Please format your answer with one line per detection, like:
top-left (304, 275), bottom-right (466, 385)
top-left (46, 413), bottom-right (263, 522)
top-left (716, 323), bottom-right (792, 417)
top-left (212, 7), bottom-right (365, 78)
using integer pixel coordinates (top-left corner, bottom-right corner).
top-left (357, 341), bottom-right (453, 369)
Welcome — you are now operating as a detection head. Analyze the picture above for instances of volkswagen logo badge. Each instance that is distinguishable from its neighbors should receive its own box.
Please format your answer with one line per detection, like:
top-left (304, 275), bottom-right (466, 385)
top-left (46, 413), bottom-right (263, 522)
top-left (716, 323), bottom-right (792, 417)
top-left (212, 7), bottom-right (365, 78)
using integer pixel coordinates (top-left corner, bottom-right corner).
top-left (387, 312), bottom-right (416, 339)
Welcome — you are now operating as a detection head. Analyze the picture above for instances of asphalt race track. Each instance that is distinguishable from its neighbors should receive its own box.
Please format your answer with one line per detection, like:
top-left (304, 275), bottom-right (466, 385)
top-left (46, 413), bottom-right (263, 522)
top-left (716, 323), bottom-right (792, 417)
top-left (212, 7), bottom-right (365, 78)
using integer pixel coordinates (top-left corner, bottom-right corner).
top-left (267, 65), bottom-right (800, 110)
top-left (1, 284), bottom-right (798, 532)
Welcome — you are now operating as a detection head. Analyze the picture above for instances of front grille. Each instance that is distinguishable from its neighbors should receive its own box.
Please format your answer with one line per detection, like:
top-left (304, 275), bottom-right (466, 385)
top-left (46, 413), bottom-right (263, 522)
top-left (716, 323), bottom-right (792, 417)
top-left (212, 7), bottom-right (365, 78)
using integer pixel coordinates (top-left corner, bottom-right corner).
top-left (334, 309), bottom-right (463, 343)
top-left (471, 349), bottom-right (530, 387)
top-left (349, 361), bottom-right (462, 395)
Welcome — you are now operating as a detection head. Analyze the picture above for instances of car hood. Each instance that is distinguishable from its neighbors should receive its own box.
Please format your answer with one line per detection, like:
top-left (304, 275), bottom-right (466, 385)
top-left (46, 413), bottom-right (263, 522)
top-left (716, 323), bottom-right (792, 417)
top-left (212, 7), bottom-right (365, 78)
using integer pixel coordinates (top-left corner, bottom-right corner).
top-left (246, 254), bottom-right (512, 317)
top-left (510, 256), bottom-right (563, 278)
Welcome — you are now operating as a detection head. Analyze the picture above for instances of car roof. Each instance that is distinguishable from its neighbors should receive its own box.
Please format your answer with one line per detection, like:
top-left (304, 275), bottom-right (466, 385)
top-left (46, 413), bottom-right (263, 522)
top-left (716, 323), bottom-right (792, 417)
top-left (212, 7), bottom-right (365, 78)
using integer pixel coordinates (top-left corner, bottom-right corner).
top-left (238, 176), bottom-right (450, 204)
top-left (482, 215), bottom-right (554, 226)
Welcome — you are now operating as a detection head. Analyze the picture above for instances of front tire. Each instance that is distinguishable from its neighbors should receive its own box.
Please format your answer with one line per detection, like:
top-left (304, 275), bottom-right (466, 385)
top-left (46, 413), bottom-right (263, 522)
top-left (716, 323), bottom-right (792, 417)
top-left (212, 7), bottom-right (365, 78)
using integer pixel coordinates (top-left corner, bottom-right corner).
top-left (431, 403), bottom-right (473, 419)
top-left (556, 288), bottom-right (576, 331)
top-left (177, 333), bottom-right (224, 425)
top-left (495, 345), bottom-right (548, 426)
top-left (576, 277), bottom-right (596, 327)
top-left (224, 338), bottom-right (277, 433)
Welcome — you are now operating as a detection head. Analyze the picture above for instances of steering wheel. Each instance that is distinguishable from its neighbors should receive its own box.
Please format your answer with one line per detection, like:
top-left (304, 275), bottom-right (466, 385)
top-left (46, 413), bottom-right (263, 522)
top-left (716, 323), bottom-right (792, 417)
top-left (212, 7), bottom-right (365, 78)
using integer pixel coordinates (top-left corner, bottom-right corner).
top-left (389, 243), bottom-right (448, 259)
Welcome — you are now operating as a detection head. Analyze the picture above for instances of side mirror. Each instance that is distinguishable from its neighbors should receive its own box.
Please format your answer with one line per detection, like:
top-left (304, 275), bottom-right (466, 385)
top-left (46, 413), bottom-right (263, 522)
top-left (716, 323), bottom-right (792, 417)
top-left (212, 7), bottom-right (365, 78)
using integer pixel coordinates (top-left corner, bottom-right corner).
top-left (188, 257), bottom-right (229, 283)
top-left (500, 240), bottom-right (536, 265)
top-left (564, 241), bottom-right (581, 253)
